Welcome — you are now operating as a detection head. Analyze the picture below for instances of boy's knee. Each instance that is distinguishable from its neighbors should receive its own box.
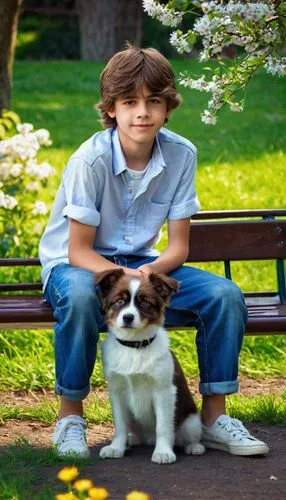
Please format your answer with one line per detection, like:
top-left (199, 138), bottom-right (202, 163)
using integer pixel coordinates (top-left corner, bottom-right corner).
top-left (209, 279), bottom-right (245, 310)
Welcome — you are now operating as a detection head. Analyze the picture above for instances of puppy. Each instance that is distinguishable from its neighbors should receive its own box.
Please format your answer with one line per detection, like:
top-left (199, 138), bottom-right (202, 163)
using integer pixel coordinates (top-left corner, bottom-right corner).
top-left (97, 269), bottom-right (205, 464)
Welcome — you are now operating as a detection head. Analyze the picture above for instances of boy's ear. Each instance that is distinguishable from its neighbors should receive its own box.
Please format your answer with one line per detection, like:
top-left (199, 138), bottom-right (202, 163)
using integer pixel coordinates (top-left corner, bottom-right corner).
top-left (107, 107), bottom-right (116, 118)
top-left (164, 108), bottom-right (171, 124)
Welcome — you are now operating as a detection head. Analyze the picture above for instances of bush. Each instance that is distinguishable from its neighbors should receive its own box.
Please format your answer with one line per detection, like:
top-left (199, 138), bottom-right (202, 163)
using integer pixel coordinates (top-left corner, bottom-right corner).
top-left (0, 122), bottom-right (55, 257)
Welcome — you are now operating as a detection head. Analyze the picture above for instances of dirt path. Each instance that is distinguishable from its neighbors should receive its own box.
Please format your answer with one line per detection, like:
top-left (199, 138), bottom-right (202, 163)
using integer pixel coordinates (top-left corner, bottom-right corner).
top-left (1, 378), bottom-right (285, 499)
top-left (0, 421), bottom-right (285, 499)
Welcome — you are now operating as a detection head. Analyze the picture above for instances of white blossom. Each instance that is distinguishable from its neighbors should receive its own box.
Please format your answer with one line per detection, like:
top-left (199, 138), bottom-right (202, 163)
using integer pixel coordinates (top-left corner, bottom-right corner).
top-left (0, 161), bottom-right (11, 180)
top-left (265, 56), bottom-right (286, 76)
top-left (16, 123), bottom-right (34, 135)
top-left (230, 103), bottom-right (244, 112)
top-left (25, 159), bottom-right (40, 177)
top-left (32, 201), bottom-right (48, 215)
top-left (34, 128), bottom-right (52, 146)
top-left (170, 31), bottom-right (191, 54)
top-left (26, 181), bottom-right (41, 192)
top-left (201, 110), bottom-right (217, 125)
top-left (38, 162), bottom-right (56, 179)
top-left (193, 15), bottom-right (218, 37)
top-left (24, 160), bottom-right (55, 179)
top-left (0, 190), bottom-right (18, 210)
top-left (144, 1), bottom-right (285, 124)
top-left (10, 163), bottom-right (22, 177)
top-left (34, 222), bottom-right (44, 235)
top-left (142, 0), bottom-right (183, 27)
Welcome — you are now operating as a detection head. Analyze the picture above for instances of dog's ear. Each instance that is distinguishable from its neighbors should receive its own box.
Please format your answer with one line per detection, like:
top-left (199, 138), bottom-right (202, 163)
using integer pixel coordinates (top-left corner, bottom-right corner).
top-left (149, 273), bottom-right (179, 301)
top-left (96, 268), bottom-right (124, 297)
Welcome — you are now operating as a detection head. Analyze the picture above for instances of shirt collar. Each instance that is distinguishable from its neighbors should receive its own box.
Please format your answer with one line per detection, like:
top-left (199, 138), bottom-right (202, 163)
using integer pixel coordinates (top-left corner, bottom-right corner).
top-left (111, 127), bottom-right (166, 176)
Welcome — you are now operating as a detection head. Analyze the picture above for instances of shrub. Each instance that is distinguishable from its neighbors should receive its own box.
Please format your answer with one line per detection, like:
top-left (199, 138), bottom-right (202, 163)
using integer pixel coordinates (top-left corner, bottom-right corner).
top-left (0, 122), bottom-right (55, 257)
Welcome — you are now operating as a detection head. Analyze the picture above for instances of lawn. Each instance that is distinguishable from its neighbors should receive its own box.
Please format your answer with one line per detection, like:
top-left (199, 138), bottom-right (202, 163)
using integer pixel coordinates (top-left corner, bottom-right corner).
top-left (0, 59), bottom-right (285, 498)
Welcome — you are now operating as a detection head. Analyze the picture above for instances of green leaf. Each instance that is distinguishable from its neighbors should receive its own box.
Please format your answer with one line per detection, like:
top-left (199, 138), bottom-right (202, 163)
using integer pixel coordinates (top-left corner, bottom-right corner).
top-left (2, 110), bottom-right (21, 125)
top-left (0, 123), bottom-right (6, 139)
top-left (0, 118), bottom-right (13, 130)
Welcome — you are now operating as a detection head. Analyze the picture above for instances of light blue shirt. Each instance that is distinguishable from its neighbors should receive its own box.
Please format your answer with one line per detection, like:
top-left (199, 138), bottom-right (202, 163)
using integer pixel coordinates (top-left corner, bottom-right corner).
top-left (39, 127), bottom-right (200, 290)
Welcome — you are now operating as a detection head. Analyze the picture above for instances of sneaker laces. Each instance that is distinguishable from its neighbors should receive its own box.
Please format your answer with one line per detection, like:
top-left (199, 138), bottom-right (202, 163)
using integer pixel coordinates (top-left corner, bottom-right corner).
top-left (55, 416), bottom-right (87, 447)
top-left (217, 416), bottom-right (254, 440)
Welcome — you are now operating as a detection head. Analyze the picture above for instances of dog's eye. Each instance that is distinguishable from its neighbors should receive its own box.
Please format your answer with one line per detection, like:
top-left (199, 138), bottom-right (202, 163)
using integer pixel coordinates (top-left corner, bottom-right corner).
top-left (115, 299), bottom-right (125, 307)
top-left (140, 300), bottom-right (151, 310)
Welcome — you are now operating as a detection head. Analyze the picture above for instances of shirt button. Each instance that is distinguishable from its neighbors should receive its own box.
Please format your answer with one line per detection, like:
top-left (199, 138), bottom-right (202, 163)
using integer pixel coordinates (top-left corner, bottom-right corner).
top-left (125, 237), bottom-right (131, 243)
top-left (128, 188), bottom-right (133, 193)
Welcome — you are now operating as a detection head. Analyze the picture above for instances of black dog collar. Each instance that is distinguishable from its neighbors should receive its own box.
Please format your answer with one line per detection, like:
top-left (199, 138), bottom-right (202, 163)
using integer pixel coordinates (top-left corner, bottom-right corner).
top-left (116, 335), bottom-right (156, 349)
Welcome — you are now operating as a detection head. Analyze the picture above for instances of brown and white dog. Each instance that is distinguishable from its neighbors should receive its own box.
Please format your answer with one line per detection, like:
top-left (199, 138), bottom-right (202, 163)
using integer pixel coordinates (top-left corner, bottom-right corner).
top-left (97, 269), bottom-right (205, 464)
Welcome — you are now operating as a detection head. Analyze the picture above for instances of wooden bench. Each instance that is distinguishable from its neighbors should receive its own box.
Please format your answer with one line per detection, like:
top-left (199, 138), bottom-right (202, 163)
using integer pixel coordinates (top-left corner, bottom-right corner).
top-left (0, 209), bottom-right (286, 334)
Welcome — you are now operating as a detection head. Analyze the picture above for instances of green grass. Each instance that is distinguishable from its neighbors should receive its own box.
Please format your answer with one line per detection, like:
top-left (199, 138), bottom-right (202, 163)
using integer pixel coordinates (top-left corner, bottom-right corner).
top-left (1, 391), bottom-right (286, 427)
top-left (0, 330), bottom-right (285, 393)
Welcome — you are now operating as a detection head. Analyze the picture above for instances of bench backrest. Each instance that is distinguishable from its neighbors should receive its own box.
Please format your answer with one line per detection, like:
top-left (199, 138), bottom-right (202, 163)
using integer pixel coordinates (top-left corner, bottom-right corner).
top-left (0, 209), bottom-right (285, 298)
top-left (188, 218), bottom-right (286, 262)
top-left (189, 210), bottom-right (286, 304)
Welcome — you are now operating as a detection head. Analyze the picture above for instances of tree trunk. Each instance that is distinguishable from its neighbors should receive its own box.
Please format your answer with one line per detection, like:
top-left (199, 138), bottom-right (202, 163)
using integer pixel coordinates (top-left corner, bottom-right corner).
top-left (77, 0), bottom-right (142, 61)
top-left (0, 0), bottom-right (22, 114)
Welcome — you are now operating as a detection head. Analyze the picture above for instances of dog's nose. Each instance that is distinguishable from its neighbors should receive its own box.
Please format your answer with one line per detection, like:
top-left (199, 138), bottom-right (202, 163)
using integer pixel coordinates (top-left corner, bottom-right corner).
top-left (123, 313), bottom-right (134, 325)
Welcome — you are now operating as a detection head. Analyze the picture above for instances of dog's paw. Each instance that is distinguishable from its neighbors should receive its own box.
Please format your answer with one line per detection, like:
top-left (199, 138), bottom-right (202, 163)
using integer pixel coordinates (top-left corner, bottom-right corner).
top-left (99, 445), bottom-right (125, 459)
top-left (151, 447), bottom-right (176, 464)
top-left (185, 443), bottom-right (205, 455)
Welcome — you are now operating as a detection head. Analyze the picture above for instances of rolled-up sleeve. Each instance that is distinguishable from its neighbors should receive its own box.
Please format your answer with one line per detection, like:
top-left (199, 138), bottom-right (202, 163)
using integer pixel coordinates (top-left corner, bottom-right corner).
top-left (168, 147), bottom-right (200, 220)
top-left (62, 156), bottom-right (101, 227)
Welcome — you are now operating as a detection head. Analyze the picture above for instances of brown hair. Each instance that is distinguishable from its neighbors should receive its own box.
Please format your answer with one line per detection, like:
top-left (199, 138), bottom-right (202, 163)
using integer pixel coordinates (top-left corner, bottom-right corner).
top-left (97, 45), bottom-right (182, 128)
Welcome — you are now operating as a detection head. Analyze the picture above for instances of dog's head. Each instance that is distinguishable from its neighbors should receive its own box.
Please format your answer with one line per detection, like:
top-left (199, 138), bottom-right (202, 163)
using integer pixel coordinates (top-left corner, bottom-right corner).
top-left (96, 269), bottom-right (179, 332)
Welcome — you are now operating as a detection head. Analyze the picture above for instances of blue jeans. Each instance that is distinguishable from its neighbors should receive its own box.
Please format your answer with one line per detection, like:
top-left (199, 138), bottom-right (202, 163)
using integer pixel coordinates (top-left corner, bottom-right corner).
top-left (44, 256), bottom-right (247, 401)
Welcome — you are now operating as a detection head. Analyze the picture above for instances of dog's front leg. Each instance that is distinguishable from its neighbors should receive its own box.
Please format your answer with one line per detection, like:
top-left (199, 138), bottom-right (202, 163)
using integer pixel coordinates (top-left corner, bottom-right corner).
top-left (100, 388), bottom-right (128, 459)
top-left (151, 386), bottom-right (176, 464)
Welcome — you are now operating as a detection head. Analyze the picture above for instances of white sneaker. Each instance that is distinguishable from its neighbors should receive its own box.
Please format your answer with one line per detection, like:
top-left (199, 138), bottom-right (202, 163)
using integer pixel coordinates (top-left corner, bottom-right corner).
top-left (52, 415), bottom-right (90, 459)
top-left (202, 415), bottom-right (269, 456)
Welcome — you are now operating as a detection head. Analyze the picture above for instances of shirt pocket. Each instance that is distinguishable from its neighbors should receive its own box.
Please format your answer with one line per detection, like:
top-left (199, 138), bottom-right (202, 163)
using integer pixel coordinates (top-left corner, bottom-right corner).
top-left (143, 201), bottom-right (169, 231)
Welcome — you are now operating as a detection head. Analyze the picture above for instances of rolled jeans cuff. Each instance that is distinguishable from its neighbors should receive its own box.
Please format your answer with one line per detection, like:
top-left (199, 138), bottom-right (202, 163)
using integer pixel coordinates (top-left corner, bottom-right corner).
top-left (199, 379), bottom-right (239, 396)
top-left (55, 382), bottom-right (90, 401)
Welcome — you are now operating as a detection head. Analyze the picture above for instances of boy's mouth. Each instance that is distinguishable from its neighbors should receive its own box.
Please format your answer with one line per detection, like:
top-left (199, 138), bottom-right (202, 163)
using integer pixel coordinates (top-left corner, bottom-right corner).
top-left (133, 124), bottom-right (153, 128)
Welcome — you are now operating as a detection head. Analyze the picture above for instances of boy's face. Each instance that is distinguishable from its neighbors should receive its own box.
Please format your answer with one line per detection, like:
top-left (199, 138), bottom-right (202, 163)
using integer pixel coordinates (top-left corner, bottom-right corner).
top-left (107, 84), bottom-right (170, 149)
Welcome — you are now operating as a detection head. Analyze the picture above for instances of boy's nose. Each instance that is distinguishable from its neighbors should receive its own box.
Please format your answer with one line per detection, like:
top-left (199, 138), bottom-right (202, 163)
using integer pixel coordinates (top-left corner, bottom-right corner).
top-left (137, 103), bottom-right (150, 117)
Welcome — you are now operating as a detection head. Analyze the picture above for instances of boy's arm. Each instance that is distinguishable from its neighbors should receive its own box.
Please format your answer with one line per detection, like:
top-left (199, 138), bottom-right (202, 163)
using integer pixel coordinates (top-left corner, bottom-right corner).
top-left (138, 218), bottom-right (190, 276)
top-left (68, 219), bottom-right (141, 278)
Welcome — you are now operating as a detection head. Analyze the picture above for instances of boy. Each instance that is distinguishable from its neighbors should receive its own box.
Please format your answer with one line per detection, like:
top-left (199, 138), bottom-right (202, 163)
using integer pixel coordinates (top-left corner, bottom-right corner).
top-left (39, 46), bottom-right (268, 458)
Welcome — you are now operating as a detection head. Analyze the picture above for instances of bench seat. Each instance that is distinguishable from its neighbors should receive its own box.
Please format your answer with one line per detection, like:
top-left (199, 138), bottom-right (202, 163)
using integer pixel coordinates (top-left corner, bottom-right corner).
top-left (1, 294), bottom-right (286, 334)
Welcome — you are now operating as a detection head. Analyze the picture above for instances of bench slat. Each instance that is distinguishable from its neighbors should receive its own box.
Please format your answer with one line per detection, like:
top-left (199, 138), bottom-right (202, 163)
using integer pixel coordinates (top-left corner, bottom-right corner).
top-left (188, 220), bottom-right (286, 261)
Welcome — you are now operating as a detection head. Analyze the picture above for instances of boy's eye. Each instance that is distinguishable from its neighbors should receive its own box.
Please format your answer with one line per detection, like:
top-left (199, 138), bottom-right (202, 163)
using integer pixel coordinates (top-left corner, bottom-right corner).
top-left (123, 100), bottom-right (135, 105)
top-left (150, 98), bottom-right (161, 104)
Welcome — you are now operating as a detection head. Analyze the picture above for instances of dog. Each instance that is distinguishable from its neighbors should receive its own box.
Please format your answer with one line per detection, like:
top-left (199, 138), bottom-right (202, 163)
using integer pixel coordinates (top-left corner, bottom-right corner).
top-left (97, 269), bottom-right (205, 464)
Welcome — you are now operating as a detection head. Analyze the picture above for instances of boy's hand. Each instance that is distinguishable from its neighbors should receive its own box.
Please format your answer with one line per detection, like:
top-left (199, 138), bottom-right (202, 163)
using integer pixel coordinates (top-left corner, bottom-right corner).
top-left (123, 268), bottom-right (144, 278)
top-left (137, 264), bottom-right (153, 276)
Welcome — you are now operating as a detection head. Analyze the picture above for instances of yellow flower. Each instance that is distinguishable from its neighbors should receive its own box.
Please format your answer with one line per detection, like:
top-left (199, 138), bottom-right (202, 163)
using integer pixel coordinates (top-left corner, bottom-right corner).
top-left (126, 491), bottom-right (150, 500)
top-left (57, 466), bottom-right (79, 483)
top-left (73, 479), bottom-right (94, 492)
top-left (55, 493), bottom-right (78, 500)
top-left (88, 486), bottom-right (109, 499)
